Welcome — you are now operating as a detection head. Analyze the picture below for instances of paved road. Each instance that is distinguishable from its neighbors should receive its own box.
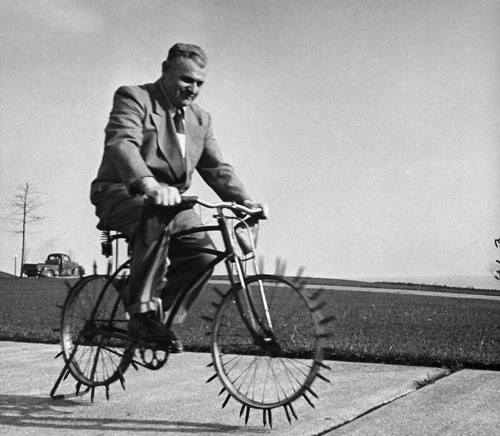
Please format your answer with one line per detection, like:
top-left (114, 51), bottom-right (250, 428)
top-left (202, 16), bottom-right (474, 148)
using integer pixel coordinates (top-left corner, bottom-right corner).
top-left (0, 341), bottom-right (498, 435)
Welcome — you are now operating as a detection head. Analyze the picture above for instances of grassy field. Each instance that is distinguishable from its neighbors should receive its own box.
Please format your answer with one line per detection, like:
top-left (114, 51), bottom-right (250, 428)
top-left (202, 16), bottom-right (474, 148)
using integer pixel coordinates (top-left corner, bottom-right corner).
top-left (0, 277), bottom-right (499, 371)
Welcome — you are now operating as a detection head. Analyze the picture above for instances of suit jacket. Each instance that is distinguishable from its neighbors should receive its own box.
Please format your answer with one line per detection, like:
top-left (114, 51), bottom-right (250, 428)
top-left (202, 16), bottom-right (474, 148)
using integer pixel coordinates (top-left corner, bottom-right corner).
top-left (90, 80), bottom-right (250, 220)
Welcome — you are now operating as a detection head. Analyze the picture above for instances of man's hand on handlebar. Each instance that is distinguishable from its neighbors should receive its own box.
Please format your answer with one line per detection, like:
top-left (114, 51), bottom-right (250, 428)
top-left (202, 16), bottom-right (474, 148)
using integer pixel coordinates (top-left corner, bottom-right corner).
top-left (138, 177), bottom-right (181, 206)
top-left (137, 177), bottom-right (268, 217)
top-left (243, 200), bottom-right (269, 220)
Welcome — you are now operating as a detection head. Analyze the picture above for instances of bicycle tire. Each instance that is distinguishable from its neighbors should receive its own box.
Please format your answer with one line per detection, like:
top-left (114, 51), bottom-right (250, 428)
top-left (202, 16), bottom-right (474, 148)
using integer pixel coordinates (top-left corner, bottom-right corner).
top-left (60, 274), bottom-right (134, 387)
top-left (211, 274), bottom-right (326, 409)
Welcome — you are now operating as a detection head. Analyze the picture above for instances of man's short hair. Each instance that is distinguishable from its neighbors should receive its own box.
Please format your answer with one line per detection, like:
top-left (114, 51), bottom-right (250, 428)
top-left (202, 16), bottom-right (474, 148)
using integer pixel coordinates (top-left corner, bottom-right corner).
top-left (162, 43), bottom-right (208, 72)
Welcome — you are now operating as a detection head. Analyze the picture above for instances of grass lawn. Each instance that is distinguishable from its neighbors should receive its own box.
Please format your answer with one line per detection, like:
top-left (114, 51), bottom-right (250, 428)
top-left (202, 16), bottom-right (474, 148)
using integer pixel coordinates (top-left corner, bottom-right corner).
top-left (0, 277), bottom-right (499, 370)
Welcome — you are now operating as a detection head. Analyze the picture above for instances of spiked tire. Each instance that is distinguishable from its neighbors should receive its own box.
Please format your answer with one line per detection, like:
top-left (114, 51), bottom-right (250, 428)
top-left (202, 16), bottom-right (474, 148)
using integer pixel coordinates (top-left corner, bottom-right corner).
top-left (60, 274), bottom-right (134, 387)
top-left (209, 274), bottom-right (331, 415)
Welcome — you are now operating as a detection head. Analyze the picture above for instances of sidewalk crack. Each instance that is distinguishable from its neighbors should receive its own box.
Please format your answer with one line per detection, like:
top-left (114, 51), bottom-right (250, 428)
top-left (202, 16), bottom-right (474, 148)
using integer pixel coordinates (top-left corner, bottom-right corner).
top-left (315, 368), bottom-right (454, 435)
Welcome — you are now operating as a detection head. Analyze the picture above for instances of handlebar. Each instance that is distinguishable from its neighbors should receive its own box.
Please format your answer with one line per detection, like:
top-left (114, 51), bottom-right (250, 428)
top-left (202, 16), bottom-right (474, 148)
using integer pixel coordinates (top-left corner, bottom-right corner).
top-left (181, 196), bottom-right (266, 218)
top-left (146, 195), bottom-right (267, 219)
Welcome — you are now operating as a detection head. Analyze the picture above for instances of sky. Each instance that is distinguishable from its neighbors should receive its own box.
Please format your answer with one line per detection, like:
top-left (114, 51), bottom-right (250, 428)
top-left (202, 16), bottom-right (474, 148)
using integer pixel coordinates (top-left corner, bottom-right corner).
top-left (1, 0), bottom-right (499, 289)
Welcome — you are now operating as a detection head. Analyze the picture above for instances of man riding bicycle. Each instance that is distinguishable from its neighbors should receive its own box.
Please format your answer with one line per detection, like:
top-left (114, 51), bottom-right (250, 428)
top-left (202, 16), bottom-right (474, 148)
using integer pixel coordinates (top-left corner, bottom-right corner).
top-left (90, 43), bottom-right (262, 352)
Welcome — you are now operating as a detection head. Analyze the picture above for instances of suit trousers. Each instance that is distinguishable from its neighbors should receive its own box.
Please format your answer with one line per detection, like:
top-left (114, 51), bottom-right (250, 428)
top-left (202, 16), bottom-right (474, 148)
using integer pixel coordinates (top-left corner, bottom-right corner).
top-left (93, 191), bottom-right (215, 319)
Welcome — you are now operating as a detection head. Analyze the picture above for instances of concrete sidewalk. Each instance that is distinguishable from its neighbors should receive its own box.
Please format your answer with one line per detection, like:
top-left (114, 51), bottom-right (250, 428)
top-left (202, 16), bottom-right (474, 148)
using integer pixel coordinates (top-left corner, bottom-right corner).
top-left (0, 341), bottom-right (498, 435)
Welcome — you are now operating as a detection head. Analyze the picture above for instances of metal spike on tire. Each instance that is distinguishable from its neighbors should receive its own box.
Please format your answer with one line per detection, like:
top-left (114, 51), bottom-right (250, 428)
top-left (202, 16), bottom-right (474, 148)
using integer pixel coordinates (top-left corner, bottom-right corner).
top-left (302, 392), bottom-right (315, 408)
top-left (311, 300), bottom-right (327, 312)
top-left (222, 394), bottom-right (231, 409)
top-left (91, 386), bottom-right (95, 402)
top-left (289, 403), bottom-right (298, 420)
top-left (206, 373), bottom-right (218, 383)
top-left (309, 289), bottom-right (324, 301)
top-left (218, 387), bottom-right (226, 396)
top-left (320, 314), bottom-right (336, 325)
top-left (200, 315), bottom-right (214, 322)
top-left (57, 303), bottom-right (64, 309)
top-left (274, 257), bottom-right (287, 275)
top-left (210, 302), bottom-right (219, 309)
top-left (316, 372), bottom-right (331, 383)
top-left (212, 287), bottom-right (225, 298)
top-left (318, 361), bottom-right (332, 371)
top-left (257, 255), bottom-right (265, 274)
top-left (293, 265), bottom-right (305, 284)
top-left (239, 404), bottom-right (246, 418)
top-left (262, 409), bottom-right (272, 428)
top-left (306, 385), bottom-right (319, 399)
top-left (284, 404), bottom-right (292, 424)
top-left (75, 382), bottom-right (81, 396)
top-left (105, 384), bottom-right (110, 401)
top-left (118, 371), bottom-right (126, 391)
top-left (54, 351), bottom-right (63, 359)
top-left (206, 361), bottom-right (214, 368)
top-left (63, 369), bottom-right (70, 381)
top-left (245, 406), bottom-right (251, 425)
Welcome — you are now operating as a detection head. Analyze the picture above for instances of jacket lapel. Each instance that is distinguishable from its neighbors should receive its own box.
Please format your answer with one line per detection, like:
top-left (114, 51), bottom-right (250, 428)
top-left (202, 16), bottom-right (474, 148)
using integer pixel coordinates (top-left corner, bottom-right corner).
top-left (150, 82), bottom-right (186, 181)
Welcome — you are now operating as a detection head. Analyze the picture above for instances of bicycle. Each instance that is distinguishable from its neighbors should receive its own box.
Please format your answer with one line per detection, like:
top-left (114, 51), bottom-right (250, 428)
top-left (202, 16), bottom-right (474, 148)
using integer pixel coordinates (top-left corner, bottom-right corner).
top-left (50, 197), bottom-right (333, 426)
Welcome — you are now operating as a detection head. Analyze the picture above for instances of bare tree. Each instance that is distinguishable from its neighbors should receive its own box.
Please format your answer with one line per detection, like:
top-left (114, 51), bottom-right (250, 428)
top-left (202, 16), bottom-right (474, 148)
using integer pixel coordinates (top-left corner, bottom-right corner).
top-left (1, 183), bottom-right (45, 276)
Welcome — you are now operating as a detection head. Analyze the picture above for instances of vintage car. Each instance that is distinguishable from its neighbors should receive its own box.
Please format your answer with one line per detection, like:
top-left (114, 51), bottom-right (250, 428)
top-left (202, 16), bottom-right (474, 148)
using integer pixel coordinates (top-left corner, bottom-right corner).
top-left (22, 253), bottom-right (85, 277)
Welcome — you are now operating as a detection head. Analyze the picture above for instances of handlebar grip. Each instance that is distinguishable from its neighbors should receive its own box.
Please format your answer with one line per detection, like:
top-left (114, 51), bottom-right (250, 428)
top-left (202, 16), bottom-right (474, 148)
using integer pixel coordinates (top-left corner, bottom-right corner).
top-left (144, 195), bottom-right (198, 209)
top-left (180, 195), bottom-right (199, 207)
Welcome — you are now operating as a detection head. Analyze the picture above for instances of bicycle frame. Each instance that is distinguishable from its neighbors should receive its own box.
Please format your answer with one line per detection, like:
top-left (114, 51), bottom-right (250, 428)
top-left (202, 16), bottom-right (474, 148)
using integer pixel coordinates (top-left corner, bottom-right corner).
top-left (164, 205), bottom-right (260, 329)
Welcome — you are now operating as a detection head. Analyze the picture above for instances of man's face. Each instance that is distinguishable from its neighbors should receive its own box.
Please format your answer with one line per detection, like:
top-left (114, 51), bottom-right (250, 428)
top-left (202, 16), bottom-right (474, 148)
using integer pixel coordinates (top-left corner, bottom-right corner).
top-left (161, 57), bottom-right (206, 108)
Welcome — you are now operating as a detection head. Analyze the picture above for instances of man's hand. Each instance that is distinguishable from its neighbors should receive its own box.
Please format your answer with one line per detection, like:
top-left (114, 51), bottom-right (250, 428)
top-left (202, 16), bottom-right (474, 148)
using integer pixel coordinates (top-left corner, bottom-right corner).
top-left (138, 177), bottom-right (181, 206)
top-left (243, 200), bottom-right (269, 219)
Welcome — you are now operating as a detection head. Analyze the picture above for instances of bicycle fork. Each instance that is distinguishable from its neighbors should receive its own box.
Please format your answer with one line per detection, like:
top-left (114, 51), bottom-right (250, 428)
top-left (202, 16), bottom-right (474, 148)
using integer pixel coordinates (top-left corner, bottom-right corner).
top-left (229, 257), bottom-right (280, 355)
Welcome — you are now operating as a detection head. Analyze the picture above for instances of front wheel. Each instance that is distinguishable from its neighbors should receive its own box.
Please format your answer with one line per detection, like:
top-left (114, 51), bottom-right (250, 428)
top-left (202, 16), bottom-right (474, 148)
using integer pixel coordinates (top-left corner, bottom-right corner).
top-left (60, 274), bottom-right (133, 387)
top-left (211, 274), bottom-right (327, 410)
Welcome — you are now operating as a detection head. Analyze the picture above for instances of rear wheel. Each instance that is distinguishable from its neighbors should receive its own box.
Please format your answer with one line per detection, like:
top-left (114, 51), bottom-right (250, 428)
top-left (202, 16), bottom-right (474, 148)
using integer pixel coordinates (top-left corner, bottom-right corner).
top-left (211, 274), bottom-right (327, 409)
top-left (60, 273), bottom-right (133, 387)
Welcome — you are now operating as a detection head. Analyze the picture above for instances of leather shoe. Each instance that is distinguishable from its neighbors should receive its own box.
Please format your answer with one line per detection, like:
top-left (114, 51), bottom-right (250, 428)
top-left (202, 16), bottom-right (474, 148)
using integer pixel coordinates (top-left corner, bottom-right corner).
top-left (128, 312), bottom-right (183, 353)
top-left (168, 331), bottom-right (184, 354)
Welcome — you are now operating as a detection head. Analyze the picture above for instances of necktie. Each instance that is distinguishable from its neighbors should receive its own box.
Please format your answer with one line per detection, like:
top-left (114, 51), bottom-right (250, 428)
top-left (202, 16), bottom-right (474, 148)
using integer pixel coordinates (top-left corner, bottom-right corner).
top-left (173, 108), bottom-right (185, 134)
